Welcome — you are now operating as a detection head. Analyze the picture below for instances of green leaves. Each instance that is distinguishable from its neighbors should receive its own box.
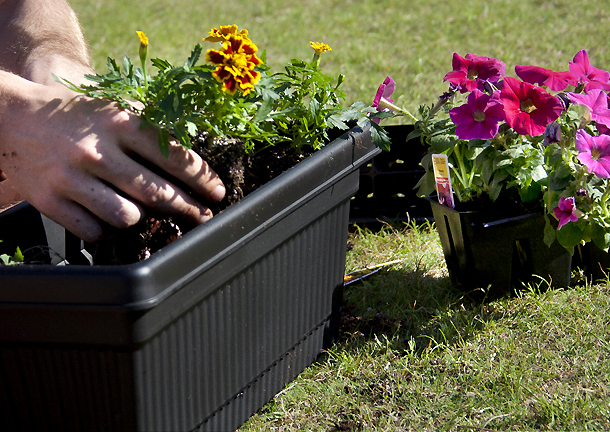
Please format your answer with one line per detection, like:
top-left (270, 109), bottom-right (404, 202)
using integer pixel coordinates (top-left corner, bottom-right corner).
top-left (59, 35), bottom-right (386, 162)
top-left (0, 243), bottom-right (23, 266)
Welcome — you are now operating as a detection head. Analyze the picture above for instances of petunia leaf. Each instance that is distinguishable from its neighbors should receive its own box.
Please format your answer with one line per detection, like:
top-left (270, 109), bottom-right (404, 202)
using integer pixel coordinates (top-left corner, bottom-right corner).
top-left (556, 222), bottom-right (583, 255)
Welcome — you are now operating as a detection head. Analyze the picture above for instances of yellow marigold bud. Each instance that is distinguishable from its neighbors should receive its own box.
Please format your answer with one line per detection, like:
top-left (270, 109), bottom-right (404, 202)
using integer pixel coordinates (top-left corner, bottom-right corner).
top-left (310, 42), bottom-right (331, 54)
top-left (136, 30), bottom-right (149, 66)
top-left (136, 31), bottom-right (149, 47)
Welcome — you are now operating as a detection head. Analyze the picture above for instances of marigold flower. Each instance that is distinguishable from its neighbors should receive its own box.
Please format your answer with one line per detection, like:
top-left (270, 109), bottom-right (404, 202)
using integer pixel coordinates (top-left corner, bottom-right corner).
top-left (553, 196), bottom-right (579, 230)
top-left (310, 42), bottom-right (331, 54)
top-left (206, 35), bottom-right (262, 95)
top-left (569, 50), bottom-right (610, 92)
top-left (499, 77), bottom-right (562, 136)
top-left (444, 53), bottom-right (505, 93)
top-left (515, 65), bottom-right (577, 92)
top-left (449, 89), bottom-right (505, 140)
top-left (204, 25), bottom-right (249, 43)
top-left (575, 129), bottom-right (610, 178)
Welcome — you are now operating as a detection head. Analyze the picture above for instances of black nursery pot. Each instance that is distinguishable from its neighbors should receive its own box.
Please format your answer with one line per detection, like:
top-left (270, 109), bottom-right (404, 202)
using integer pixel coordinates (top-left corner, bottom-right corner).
top-left (573, 242), bottom-right (610, 282)
top-left (428, 197), bottom-right (572, 294)
top-left (0, 126), bottom-right (380, 432)
top-left (350, 124), bottom-right (431, 224)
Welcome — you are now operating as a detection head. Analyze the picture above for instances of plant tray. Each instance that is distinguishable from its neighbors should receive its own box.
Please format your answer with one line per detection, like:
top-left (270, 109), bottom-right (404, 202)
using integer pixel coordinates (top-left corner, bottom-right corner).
top-left (0, 126), bottom-right (380, 432)
top-left (349, 124), bottom-right (431, 225)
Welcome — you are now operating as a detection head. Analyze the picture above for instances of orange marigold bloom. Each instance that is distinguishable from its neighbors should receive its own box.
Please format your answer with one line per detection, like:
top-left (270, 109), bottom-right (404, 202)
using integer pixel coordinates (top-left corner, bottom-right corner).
top-left (206, 35), bottom-right (262, 95)
top-left (204, 24), bottom-right (249, 43)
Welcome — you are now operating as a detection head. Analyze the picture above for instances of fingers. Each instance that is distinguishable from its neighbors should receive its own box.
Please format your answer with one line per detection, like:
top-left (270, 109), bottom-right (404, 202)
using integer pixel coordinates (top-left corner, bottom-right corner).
top-left (30, 169), bottom-right (145, 242)
top-left (104, 110), bottom-right (226, 203)
top-left (35, 197), bottom-right (105, 243)
top-left (89, 148), bottom-right (216, 225)
top-left (69, 113), bottom-right (220, 225)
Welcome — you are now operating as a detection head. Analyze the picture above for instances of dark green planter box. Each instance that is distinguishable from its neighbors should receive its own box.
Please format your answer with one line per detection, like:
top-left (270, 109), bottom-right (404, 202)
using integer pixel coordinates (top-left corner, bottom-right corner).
top-left (0, 126), bottom-right (380, 432)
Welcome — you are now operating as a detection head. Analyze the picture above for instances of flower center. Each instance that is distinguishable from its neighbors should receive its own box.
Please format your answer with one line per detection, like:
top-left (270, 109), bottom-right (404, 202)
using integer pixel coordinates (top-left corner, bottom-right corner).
top-left (473, 110), bottom-right (486, 122)
top-left (591, 148), bottom-right (602, 160)
top-left (520, 99), bottom-right (536, 114)
top-left (467, 67), bottom-right (478, 80)
top-left (228, 52), bottom-right (249, 69)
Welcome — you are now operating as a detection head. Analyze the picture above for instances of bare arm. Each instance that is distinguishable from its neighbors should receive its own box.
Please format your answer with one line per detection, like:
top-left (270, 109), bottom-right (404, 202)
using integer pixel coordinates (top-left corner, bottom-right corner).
top-left (0, 0), bottom-right (225, 242)
top-left (0, 0), bottom-right (92, 84)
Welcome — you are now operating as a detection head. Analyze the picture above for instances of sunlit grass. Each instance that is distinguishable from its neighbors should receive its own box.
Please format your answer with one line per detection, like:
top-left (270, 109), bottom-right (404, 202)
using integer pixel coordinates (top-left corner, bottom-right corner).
top-left (71, 0), bottom-right (610, 116)
top-left (241, 222), bottom-right (610, 431)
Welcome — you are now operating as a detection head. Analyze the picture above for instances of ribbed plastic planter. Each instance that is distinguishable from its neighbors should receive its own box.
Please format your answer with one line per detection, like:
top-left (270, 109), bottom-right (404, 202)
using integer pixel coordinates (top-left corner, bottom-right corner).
top-left (428, 197), bottom-right (572, 295)
top-left (0, 126), bottom-right (379, 432)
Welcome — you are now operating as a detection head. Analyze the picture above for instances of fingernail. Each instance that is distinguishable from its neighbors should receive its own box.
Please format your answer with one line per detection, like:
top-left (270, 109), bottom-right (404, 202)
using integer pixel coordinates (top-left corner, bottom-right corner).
top-left (199, 208), bottom-right (213, 223)
top-left (210, 184), bottom-right (226, 202)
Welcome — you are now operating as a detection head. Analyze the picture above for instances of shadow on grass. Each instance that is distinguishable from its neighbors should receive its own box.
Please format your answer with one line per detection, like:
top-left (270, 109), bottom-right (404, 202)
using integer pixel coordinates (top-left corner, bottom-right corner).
top-left (336, 264), bottom-right (506, 355)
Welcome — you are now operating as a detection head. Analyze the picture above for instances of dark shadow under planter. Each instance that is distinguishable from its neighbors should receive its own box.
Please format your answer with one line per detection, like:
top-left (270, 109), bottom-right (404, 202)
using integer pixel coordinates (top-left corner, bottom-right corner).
top-left (0, 126), bottom-right (380, 432)
top-left (428, 197), bottom-right (572, 296)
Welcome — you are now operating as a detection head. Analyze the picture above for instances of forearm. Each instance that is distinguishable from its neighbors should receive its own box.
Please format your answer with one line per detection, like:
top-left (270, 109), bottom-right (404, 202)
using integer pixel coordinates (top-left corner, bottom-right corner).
top-left (0, 0), bottom-right (93, 85)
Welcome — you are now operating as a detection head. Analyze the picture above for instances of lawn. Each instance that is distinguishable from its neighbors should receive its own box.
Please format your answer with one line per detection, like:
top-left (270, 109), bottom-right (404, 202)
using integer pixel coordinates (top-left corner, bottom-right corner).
top-left (68, 0), bottom-right (610, 429)
top-left (71, 0), bottom-right (610, 113)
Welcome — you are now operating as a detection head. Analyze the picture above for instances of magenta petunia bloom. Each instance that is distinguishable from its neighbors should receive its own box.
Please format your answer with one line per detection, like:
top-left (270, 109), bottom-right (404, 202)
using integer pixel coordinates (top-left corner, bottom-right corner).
top-left (553, 197), bottom-right (579, 230)
top-left (569, 50), bottom-right (610, 92)
top-left (499, 77), bottom-right (563, 136)
top-left (515, 65), bottom-right (578, 91)
top-left (372, 76), bottom-right (396, 124)
top-left (575, 129), bottom-right (610, 178)
top-left (568, 89), bottom-right (610, 128)
top-left (444, 53), bottom-right (505, 93)
top-left (449, 89), bottom-right (506, 140)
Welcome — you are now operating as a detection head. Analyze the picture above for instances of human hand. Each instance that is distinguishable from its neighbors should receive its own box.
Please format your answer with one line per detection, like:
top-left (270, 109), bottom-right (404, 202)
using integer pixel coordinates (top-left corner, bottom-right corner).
top-left (0, 71), bottom-right (225, 242)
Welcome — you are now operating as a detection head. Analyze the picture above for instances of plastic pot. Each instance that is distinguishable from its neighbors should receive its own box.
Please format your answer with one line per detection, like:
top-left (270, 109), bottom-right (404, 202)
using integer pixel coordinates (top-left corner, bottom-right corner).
top-left (428, 197), bottom-right (572, 295)
top-left (0, 126), bottom-right (379, 432)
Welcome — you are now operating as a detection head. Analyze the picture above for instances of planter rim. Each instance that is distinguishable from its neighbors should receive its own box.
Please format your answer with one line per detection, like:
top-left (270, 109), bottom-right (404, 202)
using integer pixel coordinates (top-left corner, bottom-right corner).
top-left (0, 125), bottom-right (379, 308)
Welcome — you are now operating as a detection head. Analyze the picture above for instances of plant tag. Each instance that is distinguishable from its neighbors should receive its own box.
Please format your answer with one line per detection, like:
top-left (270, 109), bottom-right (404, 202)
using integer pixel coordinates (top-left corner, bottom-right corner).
top-left (431, 154), bottom-right (455, 208)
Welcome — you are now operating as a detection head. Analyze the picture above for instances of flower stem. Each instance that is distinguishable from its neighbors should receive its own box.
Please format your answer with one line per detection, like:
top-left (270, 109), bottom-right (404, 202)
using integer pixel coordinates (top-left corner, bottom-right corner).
top-left (452, 143), bottom-right (470, 190)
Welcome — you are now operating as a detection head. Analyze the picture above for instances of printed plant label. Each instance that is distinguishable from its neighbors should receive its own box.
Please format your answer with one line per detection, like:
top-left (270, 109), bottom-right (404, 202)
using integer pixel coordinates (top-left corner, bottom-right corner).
top-left (431, 154), bottom-right (455, 209)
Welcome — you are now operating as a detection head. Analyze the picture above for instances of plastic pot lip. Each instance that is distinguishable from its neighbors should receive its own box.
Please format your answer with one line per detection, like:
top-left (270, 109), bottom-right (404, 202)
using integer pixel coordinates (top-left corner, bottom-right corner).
top-left (426, 195), bottom-right (545, 231)
top-left (425, 195), bottom-right (478, 215)
top-left (0, 125), bottom-right (379, 308)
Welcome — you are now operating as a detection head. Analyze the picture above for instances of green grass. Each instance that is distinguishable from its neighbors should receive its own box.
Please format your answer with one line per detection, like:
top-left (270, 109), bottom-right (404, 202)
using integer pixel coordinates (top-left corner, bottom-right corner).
top-left (65, 1), bottom-right (610, 429)
top-left (70, 0), bottom-right (610, 115)
top-left (240, 223), bottom-right (610, 431)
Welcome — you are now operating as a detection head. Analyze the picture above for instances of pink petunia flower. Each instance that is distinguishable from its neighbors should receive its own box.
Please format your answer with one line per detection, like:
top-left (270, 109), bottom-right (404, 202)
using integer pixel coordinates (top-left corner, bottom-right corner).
top-left (575, 130), bottom-right (610, 178)
top-left (499, 77), bottom-right (563, 136)
top-left (444, 53), bottom-right (505, 93)
top-left (449, 89), bottom-right (506, 140)
top-left (568, 89), bottom-right (610, 128)
top-left (372, 76), bottom-right (396, 124)
top-left (569, 50), bottom-right (610, 92)
top-left (515, 65), bottom-right (578, 92)
top-left (553, 196), bottom-right (579, 230)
